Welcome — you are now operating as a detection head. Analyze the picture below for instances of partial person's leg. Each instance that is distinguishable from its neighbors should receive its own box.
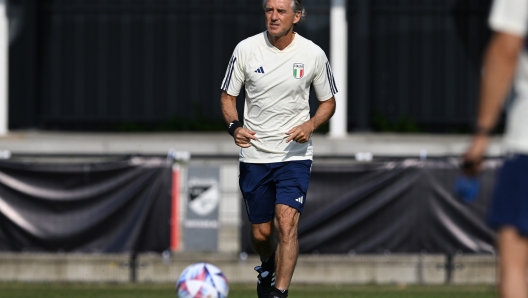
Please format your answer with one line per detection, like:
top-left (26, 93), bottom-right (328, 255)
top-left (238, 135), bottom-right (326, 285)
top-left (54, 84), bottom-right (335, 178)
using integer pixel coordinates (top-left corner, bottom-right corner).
top-left (274, 204), bottom-right (300, 291)
top-left (498, 226), bottom-right (528, 298)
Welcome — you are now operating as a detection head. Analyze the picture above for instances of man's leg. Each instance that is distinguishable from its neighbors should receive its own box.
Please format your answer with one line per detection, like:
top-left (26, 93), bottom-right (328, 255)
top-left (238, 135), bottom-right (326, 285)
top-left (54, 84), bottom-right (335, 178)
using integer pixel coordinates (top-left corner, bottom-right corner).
top-left (251, 221), bottom-right (276, 298)
top-left (274, 204), bottom-right (300, 291)
top-left (498, 226), bottom-right (528, 298)
top-left (238, 161), bottom-right (278, 298)
top-left (251, 221), bottom-right (275, 259)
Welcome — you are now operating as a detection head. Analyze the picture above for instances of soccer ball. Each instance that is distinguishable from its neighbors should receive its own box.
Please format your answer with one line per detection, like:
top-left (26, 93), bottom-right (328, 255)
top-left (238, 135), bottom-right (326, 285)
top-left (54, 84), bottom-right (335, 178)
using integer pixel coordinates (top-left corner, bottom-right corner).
top-left (176, 263), bottom-right (229, 298)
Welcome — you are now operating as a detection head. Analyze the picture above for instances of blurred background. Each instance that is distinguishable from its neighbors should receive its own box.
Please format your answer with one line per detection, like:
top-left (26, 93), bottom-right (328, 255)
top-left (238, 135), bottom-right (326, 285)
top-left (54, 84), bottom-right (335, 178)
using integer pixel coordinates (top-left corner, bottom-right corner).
top-left (7, 0), bottom-right (495, 133)
top-left (0, 0), bottom-right (509, 295)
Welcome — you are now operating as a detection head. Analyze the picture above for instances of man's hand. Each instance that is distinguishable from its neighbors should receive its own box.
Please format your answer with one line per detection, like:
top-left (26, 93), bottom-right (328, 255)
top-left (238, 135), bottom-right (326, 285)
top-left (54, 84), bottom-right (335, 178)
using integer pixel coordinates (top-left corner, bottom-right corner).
top-left (285, 96), bottom-right (335, 143)
top-left (285, 120), bottom-right (314, 143)
top-left (462, 135), bottom-right (489, 176)
top-left (234, 127), bottom-right (258, 148)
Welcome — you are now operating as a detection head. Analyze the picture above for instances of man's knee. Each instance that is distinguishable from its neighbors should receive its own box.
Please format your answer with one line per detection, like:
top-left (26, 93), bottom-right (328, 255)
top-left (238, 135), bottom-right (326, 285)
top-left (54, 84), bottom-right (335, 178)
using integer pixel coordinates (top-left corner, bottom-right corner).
top-left (275, 205), bottom-right (300, 238)
top-left (251, 222), bottom-right (273, 243)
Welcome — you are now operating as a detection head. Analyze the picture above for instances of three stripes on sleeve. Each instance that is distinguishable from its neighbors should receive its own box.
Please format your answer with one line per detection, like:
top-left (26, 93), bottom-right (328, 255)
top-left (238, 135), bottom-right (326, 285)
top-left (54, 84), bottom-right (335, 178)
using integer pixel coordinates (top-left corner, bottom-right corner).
top-left (221, 56), bottom-right (237, 91)
top-left (221, 55), bottom-right (337, 96)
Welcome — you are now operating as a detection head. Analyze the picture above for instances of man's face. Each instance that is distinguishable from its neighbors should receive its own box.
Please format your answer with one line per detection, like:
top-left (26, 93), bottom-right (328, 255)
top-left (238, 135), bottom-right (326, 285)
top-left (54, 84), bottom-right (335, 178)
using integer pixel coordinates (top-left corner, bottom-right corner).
top-left (264, 0), bottom-right (301, 38)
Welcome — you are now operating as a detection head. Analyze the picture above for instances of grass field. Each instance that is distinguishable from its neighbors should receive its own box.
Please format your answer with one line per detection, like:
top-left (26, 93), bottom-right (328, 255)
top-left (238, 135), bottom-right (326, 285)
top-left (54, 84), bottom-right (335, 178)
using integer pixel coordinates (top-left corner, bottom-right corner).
top-left (0, 283), bottom-right (496, 298)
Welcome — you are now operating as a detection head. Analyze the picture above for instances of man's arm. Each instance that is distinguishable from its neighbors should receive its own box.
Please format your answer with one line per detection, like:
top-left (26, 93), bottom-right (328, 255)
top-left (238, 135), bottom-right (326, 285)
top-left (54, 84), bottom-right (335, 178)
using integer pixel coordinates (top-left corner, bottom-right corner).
top-left (463, 32), bottom-right (523, 174)
top-left (220, 91), bottom-right (257, 148)
top-left (286, 96), bottom-right (336, 143)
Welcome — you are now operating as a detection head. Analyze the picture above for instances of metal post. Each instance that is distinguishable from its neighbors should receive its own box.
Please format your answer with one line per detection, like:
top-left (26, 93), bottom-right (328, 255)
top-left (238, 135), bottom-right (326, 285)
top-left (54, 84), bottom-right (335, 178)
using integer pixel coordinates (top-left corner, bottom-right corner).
top-left (130, 251), bottom-right (137, 283)
top-left (0, 0), bottom-right (8, 135)
top-left (168, 149), bottom-right (190, 252)
top-left (329, 0), bottom-right (348, 137)
top-left (170, 163), bottom-right (181, 251)
top-left (445, 253), bottom-right (453, 284)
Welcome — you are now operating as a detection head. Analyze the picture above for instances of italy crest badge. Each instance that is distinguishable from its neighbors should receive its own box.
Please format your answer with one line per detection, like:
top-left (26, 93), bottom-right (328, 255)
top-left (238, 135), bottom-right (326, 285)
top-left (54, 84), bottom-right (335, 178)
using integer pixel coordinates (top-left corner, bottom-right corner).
top-left (293, 63), bottom-right (304, 79)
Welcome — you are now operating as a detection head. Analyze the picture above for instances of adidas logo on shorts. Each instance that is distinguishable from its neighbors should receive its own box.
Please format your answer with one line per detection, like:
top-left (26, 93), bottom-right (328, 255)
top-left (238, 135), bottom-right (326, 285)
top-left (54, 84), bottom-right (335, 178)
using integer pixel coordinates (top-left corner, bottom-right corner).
top-left (295, 196), bottom-right (304, 204)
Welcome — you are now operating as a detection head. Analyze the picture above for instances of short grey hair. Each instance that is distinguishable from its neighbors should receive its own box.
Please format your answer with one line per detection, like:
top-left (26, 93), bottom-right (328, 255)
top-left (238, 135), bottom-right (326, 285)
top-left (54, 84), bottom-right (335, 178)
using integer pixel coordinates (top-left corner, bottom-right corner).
top-left (262, 0), bottom-right (307, 23)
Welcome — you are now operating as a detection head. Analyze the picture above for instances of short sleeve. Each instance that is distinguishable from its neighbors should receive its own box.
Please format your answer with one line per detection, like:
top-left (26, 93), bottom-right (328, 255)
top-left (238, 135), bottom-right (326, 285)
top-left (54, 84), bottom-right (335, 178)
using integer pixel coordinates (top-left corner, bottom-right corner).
top-left (489, 0), bottom-right (528, 37)
top-left (220, 44), bottom-right (246, 96)
top-left (312, 47), bottom-right (338, 101)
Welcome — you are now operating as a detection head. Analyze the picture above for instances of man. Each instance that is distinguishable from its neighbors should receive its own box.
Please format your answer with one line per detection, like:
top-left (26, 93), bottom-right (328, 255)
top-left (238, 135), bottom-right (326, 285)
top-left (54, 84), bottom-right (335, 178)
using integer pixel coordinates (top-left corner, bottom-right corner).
top-left (463, 0), bottom-right (528, 297)
top-left (220, 0), bottom-right (336, 297)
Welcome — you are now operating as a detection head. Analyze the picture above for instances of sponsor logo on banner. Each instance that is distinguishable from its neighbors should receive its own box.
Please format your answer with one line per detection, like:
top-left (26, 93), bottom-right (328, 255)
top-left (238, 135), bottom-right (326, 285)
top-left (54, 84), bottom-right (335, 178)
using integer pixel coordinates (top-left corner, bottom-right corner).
top-left (293, 63), bottom-right (304, 79)
top-left (188, 178), bottom-right (219, 216)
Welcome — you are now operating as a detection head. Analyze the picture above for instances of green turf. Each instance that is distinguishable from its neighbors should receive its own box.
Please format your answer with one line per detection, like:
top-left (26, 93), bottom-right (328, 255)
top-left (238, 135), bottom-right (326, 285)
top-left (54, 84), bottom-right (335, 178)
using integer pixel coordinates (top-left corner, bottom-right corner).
top-left (0, 283), bottom-right (496, 298)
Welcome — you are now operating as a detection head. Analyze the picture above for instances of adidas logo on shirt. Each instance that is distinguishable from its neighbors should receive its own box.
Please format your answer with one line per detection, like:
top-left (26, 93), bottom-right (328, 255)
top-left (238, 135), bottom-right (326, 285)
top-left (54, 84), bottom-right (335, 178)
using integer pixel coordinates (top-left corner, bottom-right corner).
top-left (254, 66), bottom-right (265, 74)
top-left (296, 196), bottom-right (304, 204)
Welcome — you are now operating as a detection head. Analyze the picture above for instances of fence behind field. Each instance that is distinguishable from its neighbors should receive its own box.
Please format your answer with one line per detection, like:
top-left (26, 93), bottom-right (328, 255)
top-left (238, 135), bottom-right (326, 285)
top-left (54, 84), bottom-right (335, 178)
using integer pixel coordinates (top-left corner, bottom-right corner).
top-left (0, 252), bottom-right (496, 284)
top-left (8, 0), bottom-right (492, 132)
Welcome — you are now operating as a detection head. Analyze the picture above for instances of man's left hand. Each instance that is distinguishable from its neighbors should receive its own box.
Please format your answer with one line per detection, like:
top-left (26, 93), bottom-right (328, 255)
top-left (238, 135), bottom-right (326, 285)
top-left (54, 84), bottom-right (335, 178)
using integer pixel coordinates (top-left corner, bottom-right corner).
top-left (285, 121), bottom-right (314, 143)
top-left (462, 134), bottom-right (489, 176)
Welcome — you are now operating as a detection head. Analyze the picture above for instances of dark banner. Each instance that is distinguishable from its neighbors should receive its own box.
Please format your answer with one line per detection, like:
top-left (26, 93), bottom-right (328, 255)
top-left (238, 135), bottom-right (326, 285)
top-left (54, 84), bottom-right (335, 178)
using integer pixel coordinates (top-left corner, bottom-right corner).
top-left (241, 158), bottom-right (501, 254)
top-left (0, 157), bottom-right (172, 253)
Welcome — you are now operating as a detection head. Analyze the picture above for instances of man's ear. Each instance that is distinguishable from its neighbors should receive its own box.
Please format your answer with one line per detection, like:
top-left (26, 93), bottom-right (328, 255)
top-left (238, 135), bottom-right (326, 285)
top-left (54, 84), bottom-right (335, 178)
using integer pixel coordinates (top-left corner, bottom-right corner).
top-left (293, 11), bottom-right (301, 25)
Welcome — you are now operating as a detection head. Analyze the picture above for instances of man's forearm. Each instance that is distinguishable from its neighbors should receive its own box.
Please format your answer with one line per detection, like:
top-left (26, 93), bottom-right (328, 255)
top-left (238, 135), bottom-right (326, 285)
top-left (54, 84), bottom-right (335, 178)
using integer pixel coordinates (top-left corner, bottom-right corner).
top-left (220, 91), bottom-right (239, 124)
top-left (309, 97), bottom-right (336, 132)
top-left (477, 33), bottom-right (522, 131)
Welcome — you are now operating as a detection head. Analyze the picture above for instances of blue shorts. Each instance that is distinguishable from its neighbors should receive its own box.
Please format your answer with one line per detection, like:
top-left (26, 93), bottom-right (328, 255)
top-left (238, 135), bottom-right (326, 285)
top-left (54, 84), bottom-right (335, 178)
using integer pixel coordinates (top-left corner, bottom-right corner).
top-left (239, 160), bottom-right (312, 224)
top-left (487, 154), bottom-right (528, 236)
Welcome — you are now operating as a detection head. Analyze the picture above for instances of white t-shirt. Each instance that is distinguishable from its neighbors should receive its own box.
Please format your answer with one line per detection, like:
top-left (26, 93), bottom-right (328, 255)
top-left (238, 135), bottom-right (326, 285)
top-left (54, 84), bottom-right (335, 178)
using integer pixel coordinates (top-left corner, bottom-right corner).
top-left (221, 32), bottom-right (337, 163)
top-left (489, 0), bottom-right (528, 153)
